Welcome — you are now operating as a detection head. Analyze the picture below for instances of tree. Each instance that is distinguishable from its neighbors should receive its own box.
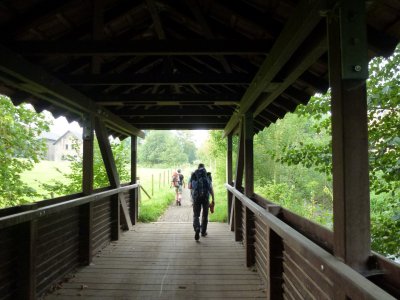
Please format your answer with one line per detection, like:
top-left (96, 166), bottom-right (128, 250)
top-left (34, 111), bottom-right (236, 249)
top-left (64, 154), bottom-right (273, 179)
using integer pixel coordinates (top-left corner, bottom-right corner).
top-left (278, 45), bottom-right (400, 257)
top-left (280, 45), bottom-right (400, 196)
top-left (0, 95), bottom-right (50, 208)
top-left (176, 131), bottom-right (197, 164)
top-left (138, 131), bottom-right (197, 166)
top-left (41, 138), bottom-right (131, 197)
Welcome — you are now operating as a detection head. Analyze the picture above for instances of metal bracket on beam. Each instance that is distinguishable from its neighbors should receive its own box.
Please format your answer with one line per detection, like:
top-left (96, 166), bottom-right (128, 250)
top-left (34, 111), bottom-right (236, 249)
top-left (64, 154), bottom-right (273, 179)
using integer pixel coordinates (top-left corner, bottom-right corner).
top-left (339, 0), bottom-right (368, 80)
top-left (82, 115), bottom-right (94, 141)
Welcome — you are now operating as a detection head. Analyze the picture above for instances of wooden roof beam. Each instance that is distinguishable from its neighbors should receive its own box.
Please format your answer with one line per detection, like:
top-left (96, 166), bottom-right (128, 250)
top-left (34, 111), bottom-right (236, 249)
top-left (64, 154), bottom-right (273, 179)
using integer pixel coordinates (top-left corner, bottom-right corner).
top-left (131, 123), bottom-right (226, 130)
top-left (10, 40), bottom-right (272, 56)
top-left (0, 43), bottom-right (144, 138)
top-left (61, 73), bottom-right (253, 85)
top-left (253, 28), bottom-right (327, 116)
top-left (119, 107), bottom-right (235, 117)
top-left (92, 92), bottom-right (241, 105)
top-left (129, 116), bottom-right (229, 124)
top-left (145, 0), bottom-right (166, 39)
top-left (223, 0), bottom-right (324, 136)
top-left (186, 0), bottom-right (232, 73)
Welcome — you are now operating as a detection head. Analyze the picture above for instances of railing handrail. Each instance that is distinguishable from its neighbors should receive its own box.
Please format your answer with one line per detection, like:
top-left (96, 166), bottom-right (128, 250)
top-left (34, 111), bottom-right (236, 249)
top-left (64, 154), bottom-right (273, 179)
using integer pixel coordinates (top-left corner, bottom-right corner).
top-left (226, 184), bottom-right (396, 300)
top-left (0, 183), bottom-right (139, 230)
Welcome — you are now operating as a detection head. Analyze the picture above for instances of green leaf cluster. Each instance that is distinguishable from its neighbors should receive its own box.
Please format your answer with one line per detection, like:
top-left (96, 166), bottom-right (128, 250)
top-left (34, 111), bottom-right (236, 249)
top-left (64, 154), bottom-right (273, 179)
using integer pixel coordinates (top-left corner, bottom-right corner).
top-left (0, 95), bottom-right (50, 207)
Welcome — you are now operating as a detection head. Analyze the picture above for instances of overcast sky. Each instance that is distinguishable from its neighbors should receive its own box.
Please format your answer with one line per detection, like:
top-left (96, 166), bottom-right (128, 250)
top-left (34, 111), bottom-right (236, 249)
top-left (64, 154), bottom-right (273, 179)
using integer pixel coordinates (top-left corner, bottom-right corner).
top-left (45, 112), bottom-right (209, 147)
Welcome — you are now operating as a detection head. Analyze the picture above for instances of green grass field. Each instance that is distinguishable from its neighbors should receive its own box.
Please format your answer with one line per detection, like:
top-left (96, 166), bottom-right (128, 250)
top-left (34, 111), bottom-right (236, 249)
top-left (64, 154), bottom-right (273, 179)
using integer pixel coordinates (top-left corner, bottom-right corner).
top-left (21, 162), bottom-right (228, 222)
top-left (20, 160), bottom-right (72, 196)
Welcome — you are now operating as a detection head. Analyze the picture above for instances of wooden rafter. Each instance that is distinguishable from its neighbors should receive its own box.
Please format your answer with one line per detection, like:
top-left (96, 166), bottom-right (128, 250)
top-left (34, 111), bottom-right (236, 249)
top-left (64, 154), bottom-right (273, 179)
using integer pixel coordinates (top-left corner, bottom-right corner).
top-left (128, 116), bottom-right (229, 124)
top-left (119, 107), bottom-right (235, 117)
top-left (0, 43), bottom-right (144, 138)
top-left (186, 0), bottom-right (232, 73)
top-left (61, 73), bottom-right (253, 85)
top-left (224, 0), bottom-right (323, 135)
top-left (9, 40), bottom-right (272, 56)
top-left (145, 0), bottom-right (166, 39)
top-left (93, 92), bottom-right (241, 104)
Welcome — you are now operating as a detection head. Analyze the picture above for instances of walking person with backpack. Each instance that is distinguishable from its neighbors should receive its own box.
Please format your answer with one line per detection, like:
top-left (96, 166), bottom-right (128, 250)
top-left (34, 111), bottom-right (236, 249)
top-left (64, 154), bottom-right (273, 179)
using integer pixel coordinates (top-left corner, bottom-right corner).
top-left (171, 169), bottom-right (185, 206)
top-left (189, 163), bottom-right (215, 241)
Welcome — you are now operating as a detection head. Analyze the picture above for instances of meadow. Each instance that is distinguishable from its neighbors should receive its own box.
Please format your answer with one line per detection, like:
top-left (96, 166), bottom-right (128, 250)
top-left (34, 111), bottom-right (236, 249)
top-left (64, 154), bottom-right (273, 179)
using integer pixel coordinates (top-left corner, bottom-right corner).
top-left (21, 162), bottom-right (228, 223)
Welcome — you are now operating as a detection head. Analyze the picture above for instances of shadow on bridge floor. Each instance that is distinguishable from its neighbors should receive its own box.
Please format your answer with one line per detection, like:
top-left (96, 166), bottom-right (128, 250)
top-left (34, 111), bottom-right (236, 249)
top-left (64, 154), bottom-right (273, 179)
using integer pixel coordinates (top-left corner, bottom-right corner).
top-left (44, 222), bottom-right (266, 299)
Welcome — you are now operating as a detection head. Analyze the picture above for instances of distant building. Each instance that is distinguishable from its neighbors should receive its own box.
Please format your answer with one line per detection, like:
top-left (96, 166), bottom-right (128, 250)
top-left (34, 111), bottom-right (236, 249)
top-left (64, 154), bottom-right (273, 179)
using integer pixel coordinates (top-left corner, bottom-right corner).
top-left (41, 130), bottom-right (82, 161)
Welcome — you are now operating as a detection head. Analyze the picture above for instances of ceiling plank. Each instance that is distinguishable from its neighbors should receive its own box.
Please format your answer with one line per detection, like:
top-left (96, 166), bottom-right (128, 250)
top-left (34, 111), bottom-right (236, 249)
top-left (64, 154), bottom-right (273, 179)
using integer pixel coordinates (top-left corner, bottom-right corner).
top-left (92, 92), bottom-right (241, 105)
top-left (91, 0), bottom-right (105, 74)
top-left (118, 106), bottom-right (235, 117)
top-left (253, 31), bottom-right (327, 116)
top-left (129, 116), bottom-right (229, 124)
top-left (131, 123), bottom-right (226, 130)
top-left (9, 40), bottom-right (271, 56)
top-left (145, 0), bottom-right (166, 39)
top-left (0, 43), bottom-right (144, 138)
top-left (223, 0), bottom-right (323, 136)
top-left (186, 0), bottom-right (232, 73)
top-left (61, 73), bottom-right (253, 85)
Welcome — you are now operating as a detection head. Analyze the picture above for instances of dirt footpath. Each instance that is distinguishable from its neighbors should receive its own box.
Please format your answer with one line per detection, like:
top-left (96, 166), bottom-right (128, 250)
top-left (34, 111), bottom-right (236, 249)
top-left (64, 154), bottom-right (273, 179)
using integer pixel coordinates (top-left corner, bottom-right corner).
top-left (157, 187), bottom-right (193, 222)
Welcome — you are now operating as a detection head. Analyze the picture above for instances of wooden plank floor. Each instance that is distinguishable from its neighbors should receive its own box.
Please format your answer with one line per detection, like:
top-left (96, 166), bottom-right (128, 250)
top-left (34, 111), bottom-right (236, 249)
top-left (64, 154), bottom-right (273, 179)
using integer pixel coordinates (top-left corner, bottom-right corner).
top-left (44, 222), bottom-right (266, 299)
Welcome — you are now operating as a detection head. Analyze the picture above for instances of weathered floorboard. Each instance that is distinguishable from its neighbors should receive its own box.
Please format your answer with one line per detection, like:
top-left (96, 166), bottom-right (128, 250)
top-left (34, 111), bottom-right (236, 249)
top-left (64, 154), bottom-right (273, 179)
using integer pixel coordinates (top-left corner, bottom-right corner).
top-left (44, 222), bottom-right (265, 299)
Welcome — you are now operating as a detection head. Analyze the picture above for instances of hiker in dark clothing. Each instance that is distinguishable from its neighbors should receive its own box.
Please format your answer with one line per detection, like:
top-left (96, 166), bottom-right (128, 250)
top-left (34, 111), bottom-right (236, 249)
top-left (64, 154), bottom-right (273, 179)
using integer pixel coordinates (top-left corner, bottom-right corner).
top-left (189, 163), bottom-right (215, 241)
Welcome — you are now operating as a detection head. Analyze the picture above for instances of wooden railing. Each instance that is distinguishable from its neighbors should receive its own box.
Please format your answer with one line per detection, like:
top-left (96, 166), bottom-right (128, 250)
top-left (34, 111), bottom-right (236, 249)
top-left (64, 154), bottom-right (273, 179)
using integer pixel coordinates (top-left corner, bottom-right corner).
top-left (0, 184), bottom-right (140, 300)
top-left (226, 184), bottom-right (399, 300)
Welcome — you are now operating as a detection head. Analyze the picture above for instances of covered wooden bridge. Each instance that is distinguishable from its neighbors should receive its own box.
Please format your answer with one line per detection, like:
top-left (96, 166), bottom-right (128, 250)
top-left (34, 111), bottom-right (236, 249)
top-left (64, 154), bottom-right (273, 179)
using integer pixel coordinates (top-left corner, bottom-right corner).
top-left (0, 0), bottom-right (399, 299)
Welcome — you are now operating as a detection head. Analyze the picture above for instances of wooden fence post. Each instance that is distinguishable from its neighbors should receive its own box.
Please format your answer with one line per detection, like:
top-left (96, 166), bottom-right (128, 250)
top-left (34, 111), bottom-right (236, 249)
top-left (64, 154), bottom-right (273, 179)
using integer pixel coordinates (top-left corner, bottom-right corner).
top-left (233, 122), bottom-right (245, 240)
top-left (268, 229), bottom-right (284, 299)
top-left (152, 174), bottom-right (154, 196)
top-left (244, 111), bottom-right (255, 267)
top-left (227, 133), bottom-right (233, 223)
top-left (17, 205), bottom-right (38, 300)
top-left (130, 135), bottom-right (138, 225)
top-left (80, 114), bottom-right (94, 265)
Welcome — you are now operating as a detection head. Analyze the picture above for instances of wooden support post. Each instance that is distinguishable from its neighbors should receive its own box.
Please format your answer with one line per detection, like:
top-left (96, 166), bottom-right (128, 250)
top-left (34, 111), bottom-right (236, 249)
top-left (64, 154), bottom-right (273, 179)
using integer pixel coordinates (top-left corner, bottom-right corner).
top-left (151, 174), bottom-right (154, 196)
top-left (233, 123), bottom-right (245, 241)
top-left (268, 229), bottom-right (284, 300)
top-left (17, 205), bottom-right (37, 300)
top-left (79, 115), bottom-right (94, 264)
top-left (244, 111), bottom-right (255, 267)
top-left (130, 136), bottom-right (138, 225)
top-left (327, 0), bottom-right (371, 272)
top-left (95, 118), bottom-right (120, 188)
top-left (95, 118), bottom-right (133, 238)
top-left (227, 133), bottom-right (233, 223)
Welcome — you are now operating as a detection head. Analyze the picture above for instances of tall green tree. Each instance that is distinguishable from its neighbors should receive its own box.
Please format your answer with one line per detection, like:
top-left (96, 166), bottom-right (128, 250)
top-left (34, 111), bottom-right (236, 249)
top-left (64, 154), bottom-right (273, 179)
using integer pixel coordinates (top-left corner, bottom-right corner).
top-left (0, 95), bottom-right (50, 208)
top-left (176, 131), bottom-right (197, 164)
top-left (138, 131), bottom-right (197, 166)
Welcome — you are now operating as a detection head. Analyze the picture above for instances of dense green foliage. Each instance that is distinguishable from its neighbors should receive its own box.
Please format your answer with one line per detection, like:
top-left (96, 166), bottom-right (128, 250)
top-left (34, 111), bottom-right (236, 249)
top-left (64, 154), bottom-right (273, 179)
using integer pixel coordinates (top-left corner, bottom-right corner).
top-left (202, 47), bottom-right (399, 258)
top-left (0, 96), bottom-right (50, 208)
top-left (276, 46), bottom-right (400, 257)
top-left (138, 131), bottom-right (196, 166)
top-left (41, 138), bottom-right (130, 197)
